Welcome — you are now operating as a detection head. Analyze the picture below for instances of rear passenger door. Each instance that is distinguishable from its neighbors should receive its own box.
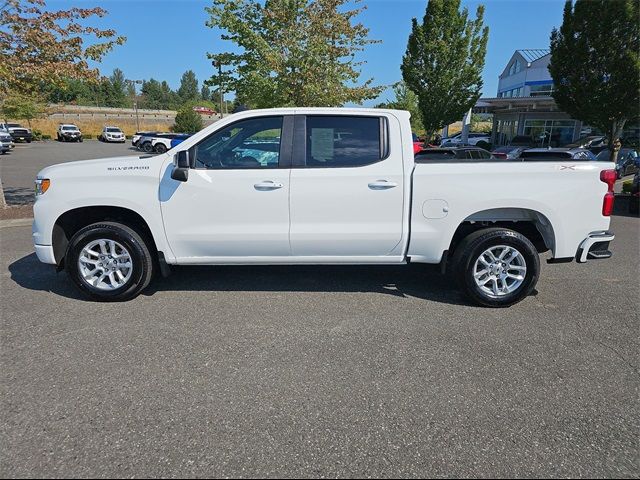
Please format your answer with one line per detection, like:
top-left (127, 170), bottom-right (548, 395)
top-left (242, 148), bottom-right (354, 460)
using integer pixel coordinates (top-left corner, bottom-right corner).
top-left (289, 114), bottom-right (405, 257)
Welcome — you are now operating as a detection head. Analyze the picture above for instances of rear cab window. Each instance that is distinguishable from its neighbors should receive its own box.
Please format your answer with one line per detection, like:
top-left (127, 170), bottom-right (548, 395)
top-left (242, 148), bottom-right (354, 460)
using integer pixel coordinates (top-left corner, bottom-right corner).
top-left (303, 116), bottom-right (387, 168)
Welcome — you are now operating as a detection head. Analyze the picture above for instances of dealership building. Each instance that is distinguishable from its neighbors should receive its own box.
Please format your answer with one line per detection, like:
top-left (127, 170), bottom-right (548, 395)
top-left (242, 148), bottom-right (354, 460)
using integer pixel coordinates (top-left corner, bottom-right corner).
top-left (475, 49), bottom-right (587, 147)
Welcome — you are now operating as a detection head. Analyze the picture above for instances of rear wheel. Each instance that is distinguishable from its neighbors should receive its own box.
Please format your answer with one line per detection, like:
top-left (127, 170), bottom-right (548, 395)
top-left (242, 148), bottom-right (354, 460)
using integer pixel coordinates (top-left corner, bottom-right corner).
top-left (154, 143), bottom-right (167, 154)
top-left (452, 228), bottom-right (540, 307)
top-left (142, 142), bottom-right (153, 153)
top-left (65, 222), bottom-right (154, 302)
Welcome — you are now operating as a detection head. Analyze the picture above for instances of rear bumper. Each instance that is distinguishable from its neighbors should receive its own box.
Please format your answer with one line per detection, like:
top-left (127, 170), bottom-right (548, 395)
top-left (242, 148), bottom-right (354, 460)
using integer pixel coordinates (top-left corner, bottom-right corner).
top-left (576, 231), bottom-right (615, 263)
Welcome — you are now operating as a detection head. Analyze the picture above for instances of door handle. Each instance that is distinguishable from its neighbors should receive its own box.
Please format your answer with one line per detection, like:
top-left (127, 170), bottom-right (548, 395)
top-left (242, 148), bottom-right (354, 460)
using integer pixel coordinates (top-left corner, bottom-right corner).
top-left (368, 180), bottom-right (398, 190)
top-left (254, 181), bottom-right (284, 191)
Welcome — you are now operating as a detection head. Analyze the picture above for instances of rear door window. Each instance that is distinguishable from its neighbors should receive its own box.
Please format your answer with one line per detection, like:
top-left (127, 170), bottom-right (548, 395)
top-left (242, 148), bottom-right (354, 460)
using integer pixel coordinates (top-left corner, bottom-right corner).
top-left (304, 116), bottom-right (385, 167)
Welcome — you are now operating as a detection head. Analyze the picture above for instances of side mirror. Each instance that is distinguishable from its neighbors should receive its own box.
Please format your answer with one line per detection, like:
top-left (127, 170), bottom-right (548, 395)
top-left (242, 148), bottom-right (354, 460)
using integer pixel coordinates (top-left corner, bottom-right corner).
top-left (171, 150), bottom-right (189, 182)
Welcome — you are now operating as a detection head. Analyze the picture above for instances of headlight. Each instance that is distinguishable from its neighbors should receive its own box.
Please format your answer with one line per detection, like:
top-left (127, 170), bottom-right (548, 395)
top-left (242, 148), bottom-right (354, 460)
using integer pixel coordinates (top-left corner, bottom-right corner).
top-left (35, 178), bottom-right (50, 196)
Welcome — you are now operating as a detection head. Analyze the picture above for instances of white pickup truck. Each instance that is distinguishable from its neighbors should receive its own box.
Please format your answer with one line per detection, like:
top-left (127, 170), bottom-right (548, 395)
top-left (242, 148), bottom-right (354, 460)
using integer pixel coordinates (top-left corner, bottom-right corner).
top-left (32, 108), bottom-right (616, 307)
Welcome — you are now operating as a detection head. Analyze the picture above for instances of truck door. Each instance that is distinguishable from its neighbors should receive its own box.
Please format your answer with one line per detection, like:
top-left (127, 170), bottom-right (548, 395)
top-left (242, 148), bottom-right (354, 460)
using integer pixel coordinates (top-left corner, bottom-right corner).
top-left (160, 115), bottom-right (293, 261)
top-left (289, 114), bottom-right (405, 257)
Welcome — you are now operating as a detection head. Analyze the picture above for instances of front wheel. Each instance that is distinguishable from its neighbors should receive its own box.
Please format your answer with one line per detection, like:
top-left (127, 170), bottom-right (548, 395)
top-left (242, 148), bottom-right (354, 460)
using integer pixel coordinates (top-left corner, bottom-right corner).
top-left (452, 228), bottom-right (540, 307)
top-left (65, 222), bottom-right (154, 301)
top-left (154, 143), bottom-right (167, 154)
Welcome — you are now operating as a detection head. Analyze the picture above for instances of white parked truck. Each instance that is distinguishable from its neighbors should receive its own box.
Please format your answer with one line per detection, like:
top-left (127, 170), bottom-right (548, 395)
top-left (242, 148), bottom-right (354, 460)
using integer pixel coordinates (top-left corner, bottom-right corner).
top-left (32, 108), bottom-right (616, 306)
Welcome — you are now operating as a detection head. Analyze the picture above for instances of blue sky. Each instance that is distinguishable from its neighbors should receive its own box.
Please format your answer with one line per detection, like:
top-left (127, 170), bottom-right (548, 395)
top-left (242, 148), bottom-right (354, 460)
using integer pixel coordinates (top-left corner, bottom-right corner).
top-left (50, 0), bottom-right (565, 105)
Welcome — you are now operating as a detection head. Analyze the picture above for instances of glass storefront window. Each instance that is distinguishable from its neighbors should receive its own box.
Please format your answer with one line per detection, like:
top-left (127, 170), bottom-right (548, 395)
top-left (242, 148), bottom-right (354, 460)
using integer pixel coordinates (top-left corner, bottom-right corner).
top-left (523, 119), bottom-right (576, 147)
top-left (495, 119), bottom-right (519, 146)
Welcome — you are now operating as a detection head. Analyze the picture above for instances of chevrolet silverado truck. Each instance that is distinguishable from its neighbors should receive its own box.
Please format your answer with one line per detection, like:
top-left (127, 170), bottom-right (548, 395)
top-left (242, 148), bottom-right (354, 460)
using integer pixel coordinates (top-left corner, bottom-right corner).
top-left (32, 108), bottom-right (616, 306)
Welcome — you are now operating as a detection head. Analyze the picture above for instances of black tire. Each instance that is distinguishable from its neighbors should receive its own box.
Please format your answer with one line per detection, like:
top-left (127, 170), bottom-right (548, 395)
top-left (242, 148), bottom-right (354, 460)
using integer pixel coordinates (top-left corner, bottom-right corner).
top-left (154, 143), bottom-right (167, 154)
top-left (65, 222), bottom-right (154, 302)
top-left (57, 134), bottom-right (61, 142)
top-left (142, 142), bottom-right (153, 153)
top-left (78, 137), bottom-right (83, 143)
top-left (451, 228), bottom-right (540, 307)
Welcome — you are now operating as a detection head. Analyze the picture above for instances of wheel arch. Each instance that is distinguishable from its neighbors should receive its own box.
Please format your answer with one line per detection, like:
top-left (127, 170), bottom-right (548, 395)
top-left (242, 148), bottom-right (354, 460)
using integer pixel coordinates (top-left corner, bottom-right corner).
top-left (52, 206), bottom-right (159, 266)
top-left (448, 207), bottom-right (556, 259)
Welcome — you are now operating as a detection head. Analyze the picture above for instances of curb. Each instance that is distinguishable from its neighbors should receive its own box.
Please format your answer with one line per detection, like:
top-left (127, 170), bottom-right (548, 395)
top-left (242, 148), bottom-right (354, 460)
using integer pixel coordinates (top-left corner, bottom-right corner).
top-left (0, 218), bottom-right (32, 228)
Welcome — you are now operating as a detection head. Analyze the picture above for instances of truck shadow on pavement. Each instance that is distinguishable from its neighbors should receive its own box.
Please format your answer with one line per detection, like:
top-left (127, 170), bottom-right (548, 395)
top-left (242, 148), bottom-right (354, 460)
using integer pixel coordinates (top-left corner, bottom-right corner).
top-left (9, 254), bottom-right (474, 306)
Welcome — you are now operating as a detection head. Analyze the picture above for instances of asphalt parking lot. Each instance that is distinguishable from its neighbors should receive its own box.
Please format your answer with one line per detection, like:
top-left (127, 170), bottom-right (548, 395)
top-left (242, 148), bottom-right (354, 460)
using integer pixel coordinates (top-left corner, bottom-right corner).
top-left (1, 142), bottom-right (639, 477)
top-left (1, 140), bottom-right (137, 205)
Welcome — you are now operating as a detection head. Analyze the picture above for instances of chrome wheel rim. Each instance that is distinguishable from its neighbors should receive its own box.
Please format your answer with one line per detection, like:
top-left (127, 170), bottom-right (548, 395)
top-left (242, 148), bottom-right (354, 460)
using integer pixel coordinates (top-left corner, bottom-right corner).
top-left (473, 245), bottom-right (527, 298)
top-left (78, 239), bottom-right (133, 291)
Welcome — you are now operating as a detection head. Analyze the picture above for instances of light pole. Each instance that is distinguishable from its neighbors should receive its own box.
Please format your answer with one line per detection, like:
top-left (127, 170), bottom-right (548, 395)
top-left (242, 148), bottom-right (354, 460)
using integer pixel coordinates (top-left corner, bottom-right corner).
top-left (131, 80), bottom-right (143, 131)
top-left (214, 60), bottom-right (224, 118)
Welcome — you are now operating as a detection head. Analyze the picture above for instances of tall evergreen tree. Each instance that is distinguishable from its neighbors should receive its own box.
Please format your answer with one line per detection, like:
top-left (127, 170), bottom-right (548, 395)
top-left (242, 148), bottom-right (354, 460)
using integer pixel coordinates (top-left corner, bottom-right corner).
top-left (549, 0), bottom-right (639, 162)
top-left (140, 79), bottom-right (179, 110)
top-left (177, 70), bottom-right (199, 103)
top-left (200, 84), bottom-right (211, 102)
top-left (205, 0), bottom-right (382, 107)
top-left (107, 68), bottom-right (128, 107)
top-left (401, 0), bottom-right (488, 140)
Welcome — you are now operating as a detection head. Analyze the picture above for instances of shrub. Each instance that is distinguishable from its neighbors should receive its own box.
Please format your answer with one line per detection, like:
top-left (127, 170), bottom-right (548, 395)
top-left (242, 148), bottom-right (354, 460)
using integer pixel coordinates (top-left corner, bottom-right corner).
top-left (32, 129), bottom-right (43, 141)
top-left (172, 105), bottom-right (203, 134)
top-left (42, 134), bottom-right (51, 140)
top-left (622, 180), bottom-right (633, 194)
top-left (84, 134), bottom-right (92, 139)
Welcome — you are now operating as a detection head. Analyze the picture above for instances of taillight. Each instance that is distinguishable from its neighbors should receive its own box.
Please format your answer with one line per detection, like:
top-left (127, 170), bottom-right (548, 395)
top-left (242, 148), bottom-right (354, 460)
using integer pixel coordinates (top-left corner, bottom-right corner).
top-left (600, 169), bottom-right (616, 216)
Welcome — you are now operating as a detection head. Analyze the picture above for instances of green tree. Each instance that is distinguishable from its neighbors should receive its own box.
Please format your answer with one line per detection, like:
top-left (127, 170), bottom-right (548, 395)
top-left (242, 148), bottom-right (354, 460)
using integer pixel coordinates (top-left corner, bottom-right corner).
top-left (177, 70), bottom-right (200, 104)
top-left (549, 0), bottom-right (639, 162)
top-left (106, 68), bottom-right (128, 107)
top-left (0, 0), bottom-right (125, 97)
top-left (1, 93), bottom-right (47, 127)
top-left (376, 81), bottom-right (423, 133)
top-left (205, 0), bottom-right (382, 107)
top-left (401, 0), bottom-right (488, 140)
top-left (172, 105), bottom-right (204, 133)
top-left (140, 79), bottom-right (178, 110)
top-left (201, 84), bottom-right (211, 102)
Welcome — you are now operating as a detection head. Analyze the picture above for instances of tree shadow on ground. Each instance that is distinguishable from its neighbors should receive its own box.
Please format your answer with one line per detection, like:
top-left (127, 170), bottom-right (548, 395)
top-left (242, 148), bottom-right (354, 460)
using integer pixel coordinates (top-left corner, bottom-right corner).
top-left (3, 187), bottom-right (35, 206)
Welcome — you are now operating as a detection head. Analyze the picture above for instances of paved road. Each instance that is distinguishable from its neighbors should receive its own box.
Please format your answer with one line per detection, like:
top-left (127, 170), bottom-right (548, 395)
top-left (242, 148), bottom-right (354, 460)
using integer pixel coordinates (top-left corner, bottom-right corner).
top-left (1, 211), bottom-right (638, 477)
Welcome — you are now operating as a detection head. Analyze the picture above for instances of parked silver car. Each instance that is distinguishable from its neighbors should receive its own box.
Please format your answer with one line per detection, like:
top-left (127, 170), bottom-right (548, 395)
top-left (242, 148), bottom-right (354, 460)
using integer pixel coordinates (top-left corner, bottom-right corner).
top-left (0, 127), bottom-right (14, 154)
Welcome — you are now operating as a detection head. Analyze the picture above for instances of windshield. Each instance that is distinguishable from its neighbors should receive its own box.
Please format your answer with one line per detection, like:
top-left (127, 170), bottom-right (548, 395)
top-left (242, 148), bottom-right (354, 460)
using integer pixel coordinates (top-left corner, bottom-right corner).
top-left (106, 128), bottom-right (122, 133)
top-left (62, 126), bottom-right (78, 131)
